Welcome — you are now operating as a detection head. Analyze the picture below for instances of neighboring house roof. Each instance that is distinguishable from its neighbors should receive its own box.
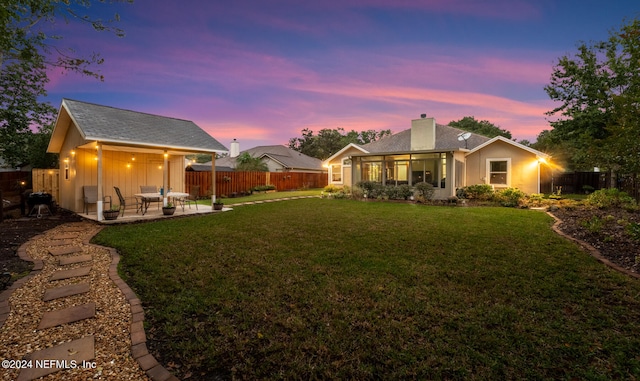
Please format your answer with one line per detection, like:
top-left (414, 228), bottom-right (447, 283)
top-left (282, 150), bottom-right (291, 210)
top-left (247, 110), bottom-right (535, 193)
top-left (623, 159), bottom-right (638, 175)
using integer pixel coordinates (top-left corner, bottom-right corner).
top-left (215, 145), bottom-right (323, 171)
top-left (359, 124), bottom-right (491, 154)
top-left (48, 99), bottom-right (228, 154)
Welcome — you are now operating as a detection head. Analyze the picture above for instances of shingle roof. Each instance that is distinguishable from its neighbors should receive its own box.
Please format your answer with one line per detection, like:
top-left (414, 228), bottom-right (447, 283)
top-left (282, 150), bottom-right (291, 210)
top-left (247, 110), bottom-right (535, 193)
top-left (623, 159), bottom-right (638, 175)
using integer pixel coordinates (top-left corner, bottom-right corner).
top-left (359, 124), bottom-right (491, 154)
top-left (61, 99), bottom-right (228, 153)
top-left (216, 145), bottom-right (323, 171)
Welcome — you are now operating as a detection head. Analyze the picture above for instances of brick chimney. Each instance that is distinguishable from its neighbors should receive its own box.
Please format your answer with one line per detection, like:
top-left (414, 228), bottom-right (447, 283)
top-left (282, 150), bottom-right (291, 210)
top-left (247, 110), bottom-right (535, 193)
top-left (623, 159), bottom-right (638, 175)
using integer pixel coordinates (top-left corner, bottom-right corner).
top-left (411, 114), bottom-right (436, 151)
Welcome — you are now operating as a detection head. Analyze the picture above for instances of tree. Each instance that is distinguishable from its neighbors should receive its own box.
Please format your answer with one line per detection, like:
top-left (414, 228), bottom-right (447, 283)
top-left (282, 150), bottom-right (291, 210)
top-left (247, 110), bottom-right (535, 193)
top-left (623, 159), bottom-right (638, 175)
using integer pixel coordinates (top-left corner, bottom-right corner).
top-left (448, 116), bottom-right (512, 139)
top-left (543, 17), bottom-right (640, 173)
top-left (288, 127), bottom-right (392, 160)
top-left (0, 0), bottom-right (131, 167)
top-left (1, 0), bottom-right (131, 78)
top-left (235, 152), bottom-right (268, 172)
top-left (0, 56), bottom-right (56, 167)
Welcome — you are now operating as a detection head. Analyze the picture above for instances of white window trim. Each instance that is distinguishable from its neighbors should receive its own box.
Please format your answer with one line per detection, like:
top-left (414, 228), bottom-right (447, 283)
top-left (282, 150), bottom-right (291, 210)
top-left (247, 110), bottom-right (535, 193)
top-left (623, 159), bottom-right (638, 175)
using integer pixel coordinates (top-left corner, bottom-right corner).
top-left (486, 158), bottom-right (511, 187)
top-left (330, 163), bottom-right (343, 184)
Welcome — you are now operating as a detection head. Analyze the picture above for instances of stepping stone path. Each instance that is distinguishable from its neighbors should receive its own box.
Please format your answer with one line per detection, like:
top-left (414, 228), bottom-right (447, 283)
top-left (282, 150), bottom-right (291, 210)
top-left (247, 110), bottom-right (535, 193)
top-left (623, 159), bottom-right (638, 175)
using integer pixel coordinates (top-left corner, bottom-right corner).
top-left (16, 235), bottom-right (97, 380)
top-left (43, 283), bottom-right (91, 301)
top-left (48, 246), bottom-right (83, 256)
top-left (59, 254), bottom-right (92, 265)
top-left (38, 302), bottom-right (96, 329)
top-left (50, 266), bottom-right (92, 281)
top-left (16, 336), bottom-right (95, 381)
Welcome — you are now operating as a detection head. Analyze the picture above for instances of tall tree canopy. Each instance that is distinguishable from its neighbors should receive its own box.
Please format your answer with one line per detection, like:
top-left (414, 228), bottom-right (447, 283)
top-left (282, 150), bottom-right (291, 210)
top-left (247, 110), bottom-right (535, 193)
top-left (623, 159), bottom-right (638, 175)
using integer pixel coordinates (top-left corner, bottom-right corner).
top-left (448, 116), bottom-right (512, 139)
top-left (0, 0), bottom-right (131, 167)
top-left (542, 17), bottom-right (640, 173)
top-left (288, 127), bottom-right (391, 160)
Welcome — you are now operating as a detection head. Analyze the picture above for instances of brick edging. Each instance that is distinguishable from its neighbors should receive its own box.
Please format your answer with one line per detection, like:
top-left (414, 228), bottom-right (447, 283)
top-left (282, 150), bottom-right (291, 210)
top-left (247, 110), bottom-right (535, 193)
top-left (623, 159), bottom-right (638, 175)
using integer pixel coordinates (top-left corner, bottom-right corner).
top-left (547, 211), bottom-right (640, 280)
top-left (86, 233), bottom-right (180, 381)
top-left (0, 235), bottom-right (45, 328)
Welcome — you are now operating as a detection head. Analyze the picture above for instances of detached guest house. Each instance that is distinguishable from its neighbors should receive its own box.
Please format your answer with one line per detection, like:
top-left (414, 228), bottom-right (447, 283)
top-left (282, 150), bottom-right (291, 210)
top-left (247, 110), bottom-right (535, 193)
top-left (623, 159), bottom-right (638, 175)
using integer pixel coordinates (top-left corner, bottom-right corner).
top-left (47, 99), bottom-right (228, 220)
top-left (324, 115), bottom-right (551, 199)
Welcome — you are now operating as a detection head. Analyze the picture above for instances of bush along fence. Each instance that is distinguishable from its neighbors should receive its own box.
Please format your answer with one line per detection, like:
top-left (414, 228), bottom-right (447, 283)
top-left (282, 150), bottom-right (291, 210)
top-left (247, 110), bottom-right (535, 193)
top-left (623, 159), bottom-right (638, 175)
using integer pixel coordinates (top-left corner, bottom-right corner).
top-left (186, 171), bottom-right (328, 198)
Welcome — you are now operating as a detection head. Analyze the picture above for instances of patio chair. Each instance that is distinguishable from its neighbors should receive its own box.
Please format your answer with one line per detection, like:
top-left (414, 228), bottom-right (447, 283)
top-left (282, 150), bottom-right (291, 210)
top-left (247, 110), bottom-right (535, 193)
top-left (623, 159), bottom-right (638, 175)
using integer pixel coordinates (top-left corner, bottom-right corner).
top-left (181, 185), bottom-right (200, 211)
top-left (83, 185), bottom-right (111, 215)
top-left (140, 185), bottom-right (162, 211)
top-left (114, 186), bottom-right (137, 217)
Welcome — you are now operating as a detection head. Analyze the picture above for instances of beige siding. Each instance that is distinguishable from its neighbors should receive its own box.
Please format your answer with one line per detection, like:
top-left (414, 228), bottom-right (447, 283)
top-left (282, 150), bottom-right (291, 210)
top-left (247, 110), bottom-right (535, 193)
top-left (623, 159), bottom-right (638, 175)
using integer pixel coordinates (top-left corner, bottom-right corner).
top-left (56, 122), bottom-right (187, 213)
top-left (465, 140), bottom-right (540, 194)
top-left (326, 146), bottom-right (363, 187)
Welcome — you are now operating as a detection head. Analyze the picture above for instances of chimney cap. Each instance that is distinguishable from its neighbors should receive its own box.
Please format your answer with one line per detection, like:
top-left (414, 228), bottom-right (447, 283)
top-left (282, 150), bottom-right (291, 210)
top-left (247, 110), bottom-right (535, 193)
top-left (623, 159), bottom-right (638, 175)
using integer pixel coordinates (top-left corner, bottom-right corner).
top-left (420, 113), bottom-right (426, 118)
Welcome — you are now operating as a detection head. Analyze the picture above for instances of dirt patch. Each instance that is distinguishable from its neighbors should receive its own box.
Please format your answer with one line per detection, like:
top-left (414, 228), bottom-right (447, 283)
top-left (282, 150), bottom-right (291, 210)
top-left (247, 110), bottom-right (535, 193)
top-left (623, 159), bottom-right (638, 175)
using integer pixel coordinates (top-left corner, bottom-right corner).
top-left (550, 206), bottom-right (640, 273)
top-left (0, 208), bottom-right (84, 286)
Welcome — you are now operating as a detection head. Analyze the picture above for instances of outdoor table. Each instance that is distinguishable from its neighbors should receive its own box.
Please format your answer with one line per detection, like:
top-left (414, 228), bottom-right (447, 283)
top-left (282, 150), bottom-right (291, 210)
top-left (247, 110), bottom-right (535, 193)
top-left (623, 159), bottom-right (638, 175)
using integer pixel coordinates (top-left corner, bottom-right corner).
top-left (134, 192), bottom-right (162, 215)
top-left (135, 192), bottom-right (190, 214)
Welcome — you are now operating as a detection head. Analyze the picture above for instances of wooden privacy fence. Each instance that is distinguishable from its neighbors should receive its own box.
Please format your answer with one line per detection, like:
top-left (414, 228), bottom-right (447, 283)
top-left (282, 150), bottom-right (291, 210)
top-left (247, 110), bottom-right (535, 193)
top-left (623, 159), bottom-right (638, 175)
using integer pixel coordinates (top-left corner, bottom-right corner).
top-left (32, 169), bottom-right (60, 202)
top-left (186, 171), bottom-right (328, 197)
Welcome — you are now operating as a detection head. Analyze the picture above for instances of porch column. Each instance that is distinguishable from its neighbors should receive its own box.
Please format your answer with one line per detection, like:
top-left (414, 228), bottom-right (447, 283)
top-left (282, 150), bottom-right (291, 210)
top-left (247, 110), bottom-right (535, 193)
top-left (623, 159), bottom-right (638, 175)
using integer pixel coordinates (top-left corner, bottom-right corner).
top-left (537, 157), bottom-right (541, 194)
top-left (96, 143), bottom-right (104, 221)
top-left (211, 154), bottom-right (217, 207)
top-left (163, 151), bottom-right (169, 206)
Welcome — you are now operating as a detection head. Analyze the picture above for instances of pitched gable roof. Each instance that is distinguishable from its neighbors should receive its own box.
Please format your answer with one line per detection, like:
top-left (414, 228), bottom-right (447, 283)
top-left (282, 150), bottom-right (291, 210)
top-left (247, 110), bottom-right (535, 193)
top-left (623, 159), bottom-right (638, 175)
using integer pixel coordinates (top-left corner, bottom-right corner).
top-left (216, 145), bottom-right (323, 171)
top-left (467, 135), bottom-right (551, 158)
top-left (359, 124), bottom-right (491, 154)
top-left (48, 99), bottom-right (228, 153)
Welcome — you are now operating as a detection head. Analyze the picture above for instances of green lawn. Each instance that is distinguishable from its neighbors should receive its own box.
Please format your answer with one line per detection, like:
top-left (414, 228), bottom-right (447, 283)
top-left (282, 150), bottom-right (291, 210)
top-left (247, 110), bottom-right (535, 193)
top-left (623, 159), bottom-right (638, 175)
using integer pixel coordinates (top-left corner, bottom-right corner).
top-left (93, 199), bottom-right (640, 380)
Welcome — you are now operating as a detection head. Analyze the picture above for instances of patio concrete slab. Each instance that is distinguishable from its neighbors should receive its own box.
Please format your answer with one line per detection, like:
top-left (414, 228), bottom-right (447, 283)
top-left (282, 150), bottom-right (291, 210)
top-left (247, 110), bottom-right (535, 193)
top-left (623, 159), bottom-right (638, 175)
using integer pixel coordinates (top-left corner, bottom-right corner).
top-left (59, 254), bottom-right (92, 266)
top-left (16, 335), bottom-right (94, 381)
top-left (43, 283), bottom-right (90, 301)
top-left (50, 266), bottom-right (92, 281)
top-left (48, 246), bottom-right (83, 256)
top-left (38, 302), bottom-right (96, 329)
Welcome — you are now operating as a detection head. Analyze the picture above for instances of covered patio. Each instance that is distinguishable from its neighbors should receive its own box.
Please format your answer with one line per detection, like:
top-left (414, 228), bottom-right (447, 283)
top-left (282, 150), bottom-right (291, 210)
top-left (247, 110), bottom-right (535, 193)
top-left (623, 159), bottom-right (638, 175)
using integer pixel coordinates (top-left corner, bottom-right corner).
top-left (47, 99), bottom-right (228, 221)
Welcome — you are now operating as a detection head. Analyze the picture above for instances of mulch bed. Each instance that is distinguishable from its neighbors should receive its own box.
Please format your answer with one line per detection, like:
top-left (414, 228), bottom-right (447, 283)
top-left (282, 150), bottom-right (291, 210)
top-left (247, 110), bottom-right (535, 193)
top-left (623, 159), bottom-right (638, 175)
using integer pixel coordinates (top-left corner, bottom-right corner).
top-left (550, 207), bottom-right (640, 273)
top-left (1, 208), bottom-right (84, 286)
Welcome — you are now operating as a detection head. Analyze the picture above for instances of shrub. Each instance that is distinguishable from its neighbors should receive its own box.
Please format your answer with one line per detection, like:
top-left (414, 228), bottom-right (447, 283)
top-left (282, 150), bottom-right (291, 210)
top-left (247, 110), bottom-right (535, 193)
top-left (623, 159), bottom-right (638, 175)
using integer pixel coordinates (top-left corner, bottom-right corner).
top-left (323, 184), bottom-right (341, 193)
top-left (414, 182), bottom-right (435, 201)
top-left (356, 181), bottom-right (385, 199)
top-left (494, 188), bottom-right (526, 208)
top-left (461, 184), bottom-right (494, 200)
top-left (383, 184), bottom-right (413, 200)
top-left (586, 188), bottom-right (637, 209)
top-left (252, 184), bottom-right (276, 192)
top-left (627, 223), bottom-right (640, 241)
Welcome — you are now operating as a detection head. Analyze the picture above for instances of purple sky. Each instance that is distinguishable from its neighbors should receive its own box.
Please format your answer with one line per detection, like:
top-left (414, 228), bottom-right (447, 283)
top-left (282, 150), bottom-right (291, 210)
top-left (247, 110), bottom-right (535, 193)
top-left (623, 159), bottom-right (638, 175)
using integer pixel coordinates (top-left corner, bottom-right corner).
top-left (45, 0), bottom-right (640, 151)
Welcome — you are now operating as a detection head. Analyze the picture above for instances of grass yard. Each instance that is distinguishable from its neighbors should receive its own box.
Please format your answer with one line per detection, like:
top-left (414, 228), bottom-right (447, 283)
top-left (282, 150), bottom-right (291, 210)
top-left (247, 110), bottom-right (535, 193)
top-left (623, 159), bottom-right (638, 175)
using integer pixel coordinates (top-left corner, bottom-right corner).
top-left (201, 189), bottom-right (323, 205)
top-left (92, 199), bottom-right (640, 380)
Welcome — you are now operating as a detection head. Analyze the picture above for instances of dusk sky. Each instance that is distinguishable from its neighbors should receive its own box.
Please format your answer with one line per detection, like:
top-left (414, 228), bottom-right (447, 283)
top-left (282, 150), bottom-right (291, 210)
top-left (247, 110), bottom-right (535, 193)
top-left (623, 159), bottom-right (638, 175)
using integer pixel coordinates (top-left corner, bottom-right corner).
top-left (45, 0), bottom-right (640, 151)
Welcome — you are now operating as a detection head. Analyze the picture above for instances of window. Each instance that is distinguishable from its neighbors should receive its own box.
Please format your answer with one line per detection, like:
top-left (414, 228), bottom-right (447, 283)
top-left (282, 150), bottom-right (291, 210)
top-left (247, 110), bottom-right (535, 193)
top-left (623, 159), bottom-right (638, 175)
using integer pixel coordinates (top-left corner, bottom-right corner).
top-left (331, 164), bottom-right (341, 182)
top-left (488, 159), bottom-right (510, 186)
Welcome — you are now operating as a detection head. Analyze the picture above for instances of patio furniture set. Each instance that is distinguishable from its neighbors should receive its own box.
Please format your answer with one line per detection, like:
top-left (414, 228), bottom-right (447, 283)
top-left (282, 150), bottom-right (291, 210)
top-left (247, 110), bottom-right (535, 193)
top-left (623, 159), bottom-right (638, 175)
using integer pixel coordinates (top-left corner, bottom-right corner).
top-left (83, 185), bottom-right (200, 217)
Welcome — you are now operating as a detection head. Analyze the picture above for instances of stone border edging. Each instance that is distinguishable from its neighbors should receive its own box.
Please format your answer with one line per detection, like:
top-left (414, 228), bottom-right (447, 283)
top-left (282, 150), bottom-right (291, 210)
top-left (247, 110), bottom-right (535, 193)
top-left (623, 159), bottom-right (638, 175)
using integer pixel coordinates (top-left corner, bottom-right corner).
top-left (86, 234), bottom-right (180, 381)
top-left (547, 211), bottom-right (640, 280)
top-left (0, 235), bottom-right (44, 328)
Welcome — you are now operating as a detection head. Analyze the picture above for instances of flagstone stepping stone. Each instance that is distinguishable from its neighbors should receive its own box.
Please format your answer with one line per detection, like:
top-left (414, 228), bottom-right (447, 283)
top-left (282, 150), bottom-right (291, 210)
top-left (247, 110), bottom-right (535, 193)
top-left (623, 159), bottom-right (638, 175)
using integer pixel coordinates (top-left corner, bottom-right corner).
top-left (50, 266), bottom-right (92, 281)
top-left (47, 239), bottom-right (75, 247)
top-left (48, 246), bottom-right (83, 256)
top-left (59, 226), bottom-right (87, 233)
top-left (16, 335), bottom-right (94, 381)
top-left (58, 254), bottom-right (92, 266)
top-left (50, 233), bottom-right (79, 240)
top-left (38, 302), bottom-right (96, 329)
top-left (43, 283), bottom-right (90, 301)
